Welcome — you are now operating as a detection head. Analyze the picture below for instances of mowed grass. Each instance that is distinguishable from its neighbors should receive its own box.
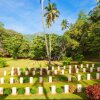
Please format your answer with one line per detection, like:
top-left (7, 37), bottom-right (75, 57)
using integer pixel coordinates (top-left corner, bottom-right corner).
top-left (0, 57), bottom-right (100, 99)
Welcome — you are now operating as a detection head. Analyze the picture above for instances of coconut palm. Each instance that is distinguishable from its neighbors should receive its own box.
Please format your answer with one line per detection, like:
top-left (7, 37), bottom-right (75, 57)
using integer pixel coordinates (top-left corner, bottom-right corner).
top-left (40, 0), bottom-right (51, 64)
top-left (61, 19), bottom-right (68, 30)
top-left (44, 2), bottom-right (60, 64)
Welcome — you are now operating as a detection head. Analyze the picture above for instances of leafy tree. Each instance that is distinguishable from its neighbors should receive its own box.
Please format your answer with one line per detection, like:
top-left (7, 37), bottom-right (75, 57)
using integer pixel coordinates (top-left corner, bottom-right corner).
top-left (61, 19), bottom-right (69, 30)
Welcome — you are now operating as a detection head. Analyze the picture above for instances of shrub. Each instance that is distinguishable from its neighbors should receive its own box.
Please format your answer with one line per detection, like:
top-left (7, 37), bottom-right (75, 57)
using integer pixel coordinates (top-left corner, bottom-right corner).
top-left (3, 88), bottom-right (12, 95)
top-left (72, 76), bottom-right (77, 81)
top-left (0, 58), bottom-right (7, 68)
top-left (82, 74), bottom-right (87, 80)
top-left (23, 76), bottom-right (29, 83)
top-left (74, 54), bottom-right (84, 64)
top-left (59, 76), bottom-right (67, 81)
top-left (56, 88), bottom-right (63, 94)
top-left (86, 84), bottom-right (100, 100)
top-left (17, 88), bottom-right (25, 94)
top-left (62, 57), bottom-right (72, 66)
top-left (30, 88), bottom-right (36, 94)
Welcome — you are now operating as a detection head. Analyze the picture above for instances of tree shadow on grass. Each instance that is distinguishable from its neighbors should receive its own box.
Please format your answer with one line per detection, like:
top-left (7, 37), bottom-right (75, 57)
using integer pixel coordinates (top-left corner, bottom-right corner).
top-left (0, 95), bottom-right (8, 100)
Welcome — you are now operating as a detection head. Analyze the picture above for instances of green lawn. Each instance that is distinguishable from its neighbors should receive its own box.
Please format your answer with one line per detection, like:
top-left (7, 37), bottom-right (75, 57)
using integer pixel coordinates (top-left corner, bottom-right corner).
top-left (0, 58), bottom-right (100, 99)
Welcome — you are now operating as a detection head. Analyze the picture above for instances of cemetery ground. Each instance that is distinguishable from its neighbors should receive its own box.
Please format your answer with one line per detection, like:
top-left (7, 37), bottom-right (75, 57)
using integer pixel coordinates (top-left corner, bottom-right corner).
top-left (0, 58), bottom-right (100, 99)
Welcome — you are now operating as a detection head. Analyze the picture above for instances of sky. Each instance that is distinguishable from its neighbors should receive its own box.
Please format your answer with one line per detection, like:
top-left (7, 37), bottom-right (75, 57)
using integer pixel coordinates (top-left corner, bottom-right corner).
top-left (0, 0), bottom-right (97, 35)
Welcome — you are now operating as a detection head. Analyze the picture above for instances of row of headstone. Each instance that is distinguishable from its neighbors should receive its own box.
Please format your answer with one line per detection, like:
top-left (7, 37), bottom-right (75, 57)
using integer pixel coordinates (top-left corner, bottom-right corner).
top-left (0, 77), bottom-right (33, 84)
top-left (0, 73), bottom-right (100, 84)
top-left (3, 66), bottom-right (99, 77)
top-left (0, 84), bottom-right (83, 95)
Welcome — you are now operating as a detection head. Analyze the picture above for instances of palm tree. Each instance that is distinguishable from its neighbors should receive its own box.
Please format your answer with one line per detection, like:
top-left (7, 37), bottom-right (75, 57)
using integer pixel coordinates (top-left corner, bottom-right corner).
top-left (44, 2), bottom-right (60, 64)
top-left (61, 19), bottom-right (68, 30)
top-left (40, 0), bottom-right (50, 64)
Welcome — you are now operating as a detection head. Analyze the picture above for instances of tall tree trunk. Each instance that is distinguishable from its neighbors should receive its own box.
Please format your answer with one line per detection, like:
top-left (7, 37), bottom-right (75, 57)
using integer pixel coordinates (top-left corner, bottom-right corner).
top-left (41, 0), bottom-right (50, 65)
top-left (49, 34), bottom-right (51, 64)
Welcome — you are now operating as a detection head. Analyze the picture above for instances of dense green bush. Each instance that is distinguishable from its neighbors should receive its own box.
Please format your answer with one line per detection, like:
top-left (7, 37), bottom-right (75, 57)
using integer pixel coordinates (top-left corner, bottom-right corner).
top-left (0, 58), bottom-right (7, 68)
top-left (59, 75), bottom-right (67, 81)
top-left (56, 88), bottom-right (63, 94)
top-left (72, 76), bottom-right (77, 81)
top-left (30, 88), bottom-right (37, 94)
top-left (3, 88), bottom-right (12, 95)
top-left (17, 88), bottom-right (25, 94)
top-left (23, 76), bottom-right (29, 83)
top-left (74, 54), bottom-right (84, 64)
top-left (82, 74), bottom-right (87, 80)
top-left (62, 57), bottom-right (72, 66)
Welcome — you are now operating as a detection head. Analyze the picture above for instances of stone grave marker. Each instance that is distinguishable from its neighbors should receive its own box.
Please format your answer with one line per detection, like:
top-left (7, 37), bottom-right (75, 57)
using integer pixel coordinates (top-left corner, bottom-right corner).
top-left (10, 77), bottom-right (14, 84)
top-left (20, 77), bottom-right (23, 84)
top-left (0, 87), bottom-right (3, 95)
top-left (12, 87), bottom-right (17, 95)
top-left (51, 85), bottom-right (56, 94)
top-left (64, 85), bottom-right (69, 93)
top-left (38, 87), bottom-right (43, 94)
top-left (49, 76), bottom-right (52, 83)
top-left (4, 71), bottom-right (7, 76)
top-left (77, 84), bottom-right (82, 92)
top-left (87, 74), bottom-right (91, 80)
top-left (25, 87), bottom-right (30, 95)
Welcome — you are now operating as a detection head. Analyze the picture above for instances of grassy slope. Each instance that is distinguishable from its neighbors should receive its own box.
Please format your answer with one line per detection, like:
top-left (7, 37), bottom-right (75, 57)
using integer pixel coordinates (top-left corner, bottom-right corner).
top-left (0, 58), bottom-right (100, 99)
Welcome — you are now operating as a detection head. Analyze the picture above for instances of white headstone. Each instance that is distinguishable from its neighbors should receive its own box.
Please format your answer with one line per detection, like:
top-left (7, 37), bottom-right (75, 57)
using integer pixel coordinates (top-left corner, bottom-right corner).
top-left (10, 77), bottom-right (14, 84)
top-left (25, 71), bottom-right (29, 76)
top-left (69, 65), bottom-right (71, 69)
top-left (63, 66), bottom-right (66, 70)
top-left (90, 67), bottom-right (93, 72)
top-left (38, 87), bottom-right (43, 94)
top-left (32, 70), bottom-right (35, 75)
top-left (64, 85), bottom-right (69, 93)
top-left (46, 66), bottom-right (49, 70)
top-left (11, 70), bottom-right (14, 76)
top-left (49, 76), bottom-right (52, 83)
top-left (40, 67), bottom-right (42, 71)
top-left (28, 67), bottom-right (31, 71)
top-left (40, 70), bottom-right (42, 75)
top-left (76, 68), bottom-right (79, 73)
top-left (39, 77), bottom-right (43, 83)
top-left (86, 64), bottom-right (89, 68)
top-left (52, 66), bottom-right (54, 70)
top-left (97, 67), bottom-right (100, 72)
top-left (58, 66), bottom-right (60, 70)
top-left (4, 71), bottom-right (7, 76)
top-left (68, 69), bottom-right (71, 74)
top-left (54, 70), bottom-right (57, 75)
top-left (81, 64), bottom-right (83, 68)
top-left (87, 74), bottom-right (91, 80)
top-left (68, 75), bottom-right (71, 81)
top-left (96, 73), bottom-right (100, 79)
top-left (83, 68), bottom-right (86, 72)
top-left (17, 67), bottom-right (20, 71)
top-left (20, 77), bottom-right (23, 84)
top-left (92, 64), bottom-right (94, 67)
top-left (25, 87), bottom-right (30, 95)
top-left (75, 65), bottom-right (77, 69)
top-left (12, 67), bottom-right (14, 71)
top-left (18, 71), bottom-right (21, 76)
top-left (0, 78), bottom-right (4, 84)
top-left (30, 77), bottom-right (33, 84)
top-left (77, 74), bottom-right (81, 81)
top-left (0, 87), bottom-right (3, 95)
top-left (12, 87), bottom-right (17, 95)
top-left (51, 85), bottom-right (56, 94)
top-left (77, 84), bottom-right (82, 92)
top-left (62, 70), bottom-right (64, 75)
top-left (47, 70), bottom-right (50, 75)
